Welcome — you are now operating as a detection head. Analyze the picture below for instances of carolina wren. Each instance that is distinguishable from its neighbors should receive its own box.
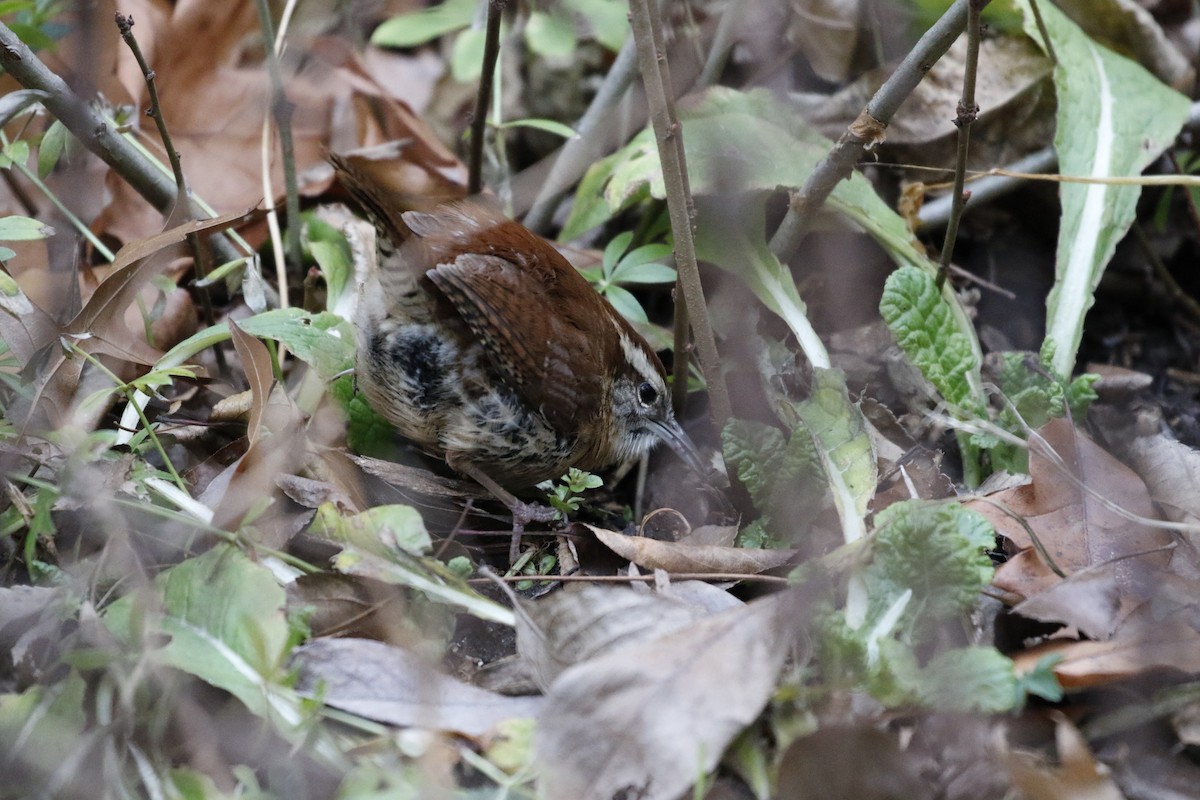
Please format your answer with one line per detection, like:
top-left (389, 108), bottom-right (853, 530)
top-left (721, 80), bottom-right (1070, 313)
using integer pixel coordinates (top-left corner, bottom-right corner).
top-left (331, 154), bottom-right (702, 552)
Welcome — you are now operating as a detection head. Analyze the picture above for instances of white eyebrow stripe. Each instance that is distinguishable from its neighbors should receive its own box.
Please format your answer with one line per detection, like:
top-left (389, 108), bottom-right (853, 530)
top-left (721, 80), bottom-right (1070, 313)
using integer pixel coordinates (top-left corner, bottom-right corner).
top-left (612, 318), bottom-right (660, 384)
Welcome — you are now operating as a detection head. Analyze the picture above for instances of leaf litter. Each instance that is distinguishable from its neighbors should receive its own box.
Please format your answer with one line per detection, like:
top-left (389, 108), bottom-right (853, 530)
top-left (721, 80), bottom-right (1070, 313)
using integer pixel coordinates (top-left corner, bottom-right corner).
top-left (3, 1), bottom-right (1200, 798)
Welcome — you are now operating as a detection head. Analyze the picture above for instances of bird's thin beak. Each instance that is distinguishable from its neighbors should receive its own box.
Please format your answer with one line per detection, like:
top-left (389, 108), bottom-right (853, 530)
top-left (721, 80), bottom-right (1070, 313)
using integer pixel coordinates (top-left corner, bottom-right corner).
top-left (647, 417), bottom-right (706, 474)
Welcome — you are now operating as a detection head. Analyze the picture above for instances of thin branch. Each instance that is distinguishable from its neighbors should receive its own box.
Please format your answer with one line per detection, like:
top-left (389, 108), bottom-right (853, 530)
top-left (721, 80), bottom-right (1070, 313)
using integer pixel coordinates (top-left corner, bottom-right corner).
top-left (0, 22), bottom-right (245, 266)
top-left (935, 0), bottom-right (988, 290)
top-left (116, 13), bottom-right (226, 373)
top-left (468, 0), bottom-right (506, 195)
top-left (628, 0), bottom-right (731, 433)
top-left (769, 0), bottom-right (973, 262)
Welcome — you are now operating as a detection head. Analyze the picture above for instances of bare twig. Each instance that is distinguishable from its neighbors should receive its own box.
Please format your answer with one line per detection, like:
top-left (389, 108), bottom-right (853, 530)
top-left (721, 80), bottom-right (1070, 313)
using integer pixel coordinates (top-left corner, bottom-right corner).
top-left (115, 13), bottom-right (226, 373)
top-left (769, 0), bottom-right (973, 262)
top-left (468, 0), bottom-right (506, 195)
top-left (0, 22), bottom-right (246, 266)
top-left (628, 0), bottom-right (731, 433)
top-left (935, 0), bottom-right (989, 290)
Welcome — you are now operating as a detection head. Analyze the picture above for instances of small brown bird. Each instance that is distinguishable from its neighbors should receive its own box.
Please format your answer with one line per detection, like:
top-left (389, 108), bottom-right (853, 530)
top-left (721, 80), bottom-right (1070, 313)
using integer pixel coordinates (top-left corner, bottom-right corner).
top-left (332, 154), bottom-right (701, 553)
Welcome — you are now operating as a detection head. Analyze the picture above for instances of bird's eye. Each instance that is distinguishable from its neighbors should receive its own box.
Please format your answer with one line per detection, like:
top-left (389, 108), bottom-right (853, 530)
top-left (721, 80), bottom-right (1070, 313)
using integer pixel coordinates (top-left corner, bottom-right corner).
top-left (638, 382), bottom-right (658, 406)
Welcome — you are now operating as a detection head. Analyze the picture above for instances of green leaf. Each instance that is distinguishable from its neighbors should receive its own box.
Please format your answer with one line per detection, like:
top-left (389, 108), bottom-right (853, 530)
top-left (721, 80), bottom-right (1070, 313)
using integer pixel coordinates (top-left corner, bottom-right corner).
top-left (722, 419), bottom-right (786, 501)
top-left (1018, 654), bottom-right (1065, 703)
top-left (310, 502), bottom-right (432, 556)
top-left (371, 0), bottom-right (475, 47)
top-left (602, 284), bottom-right (648, 324)
top-left (37, 118), bottom-right (66, 178)
top-left (879, 266), bottom-right (984, 414)
top-left (103, 547), bottom-right (297, 722)
top-left (602, 230), bottom-right (634, 276)
top-left (564, 0), bottom-right (627, 51)
top-left (304, 216), bottom-right (353, 311)
top-left (329, 374), bottom-right (399, 457)
top-left (525, 10), bottom-right (576, 59)
top-left (795, 368), bottom-right (876, 532)
top-left (450, 27), bottom-right (488, 83)
top-left (1016, 0), bottom-right (1191, 377)
top-left (907, 646), bottom-right (1019, 713)
top-left (868, 499), bottom-right (995, 627)
top-left (1, 139), bottom-right (29, 169)
top-left (0, 215), bottom-right (53, 242)
top-left (696, 198), bottom-right (829, 368)
top-left (234, 308), bottom-right (355, 380)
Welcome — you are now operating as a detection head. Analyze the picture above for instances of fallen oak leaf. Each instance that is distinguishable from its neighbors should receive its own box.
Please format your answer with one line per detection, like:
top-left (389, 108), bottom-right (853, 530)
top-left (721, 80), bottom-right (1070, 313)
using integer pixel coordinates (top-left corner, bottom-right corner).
top-left (1011, 589), bottom-right (1200, 690)
top-left (967, 418), bottom-right (1171, 618)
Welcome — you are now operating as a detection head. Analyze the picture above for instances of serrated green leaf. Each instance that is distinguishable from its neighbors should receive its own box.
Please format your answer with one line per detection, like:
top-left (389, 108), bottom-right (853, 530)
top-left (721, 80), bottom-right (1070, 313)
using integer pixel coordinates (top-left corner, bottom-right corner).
top-left (722, 419), bottom-right (787, 501)
top-left (880, 266), bottom-right (984, 414)
top-left (869, 499), bottom-right (995, 626)
top-left (912, 647), bottom-right (1019, 713)
top-left (371, 0), bottom-right (474, 47)
top-left (329, 373), bottom-right (399, 457)
top-left (1015, 0), bottom-right (1191, 377)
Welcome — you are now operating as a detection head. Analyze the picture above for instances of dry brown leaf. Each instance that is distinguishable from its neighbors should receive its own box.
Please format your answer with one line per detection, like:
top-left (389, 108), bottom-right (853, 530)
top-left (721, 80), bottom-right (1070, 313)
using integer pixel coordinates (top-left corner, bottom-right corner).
top-left (1013, 562), bottom-right (1122, 639)
top-left (967, 419), bottom-right (1171, 618)
top-left (1012, 592), bottom-right (1200, 690)
top-left (536, 589), bottom-right (799, 800)
top-left (586, 524), bottom-right (796, 575)
top-left (92, 3), bottom-right (347, 245)
top-left (24, 210), bottom-right (256, 425)
top-left (1104, 422), bottom-right (1200, 529)
top-left (1007, 714), bottom-right (1125, 800)
top-left (228, 319), bottom-right (274, 445)
top-left (514, 582), bottom-right (737, 689)
top-left (294, 638), bottom-right (542, 738)
top-left (786, 0), bottom-right (863, 84)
